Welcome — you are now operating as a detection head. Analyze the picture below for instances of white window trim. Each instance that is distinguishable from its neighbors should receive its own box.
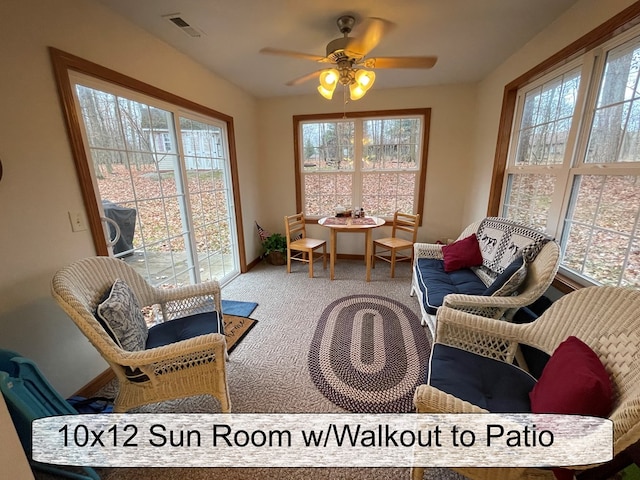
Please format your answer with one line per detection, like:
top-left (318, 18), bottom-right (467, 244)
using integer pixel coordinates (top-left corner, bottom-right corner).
top-left (503, 24), bottom-right (640, 287)
top-left (293, 109), bottom-right (430, 222)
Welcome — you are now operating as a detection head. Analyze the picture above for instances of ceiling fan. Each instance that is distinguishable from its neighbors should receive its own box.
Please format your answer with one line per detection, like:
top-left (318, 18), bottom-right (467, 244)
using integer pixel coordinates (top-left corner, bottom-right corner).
top-left (259, 15), bottom-right (438, 100)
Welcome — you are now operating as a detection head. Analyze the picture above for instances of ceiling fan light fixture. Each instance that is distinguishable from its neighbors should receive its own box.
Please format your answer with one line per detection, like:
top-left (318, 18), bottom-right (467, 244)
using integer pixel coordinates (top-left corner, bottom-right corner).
top-left (318, 69), bottom-right (339, 99)
top-left (349, 69), bottom-right (376, 100)
top-left (260, 15), bottom-right (438, 99)
top-left (319, 69), bottom-right (339, 88)
top-left (318, 84), bottom-right (336, 100)
top-left (355, 69), bottom-right (375, 89)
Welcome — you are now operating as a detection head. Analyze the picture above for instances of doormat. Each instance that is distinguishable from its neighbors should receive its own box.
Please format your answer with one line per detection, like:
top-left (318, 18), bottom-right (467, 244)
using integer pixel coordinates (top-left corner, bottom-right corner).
top-left (222, 299), bottom-right (258, 318)
top-left (308, 294), bottom-right (430, 413)
top-left (223, 314), bottom-right (258, 353)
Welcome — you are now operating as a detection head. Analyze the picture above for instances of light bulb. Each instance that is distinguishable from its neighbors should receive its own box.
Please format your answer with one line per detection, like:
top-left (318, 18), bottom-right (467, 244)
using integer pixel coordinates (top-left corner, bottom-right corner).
top-left (354, 70), bottom-right (375, 91)
top-left (320, 70), bottom-right (338, 86)
top-left (349, 70), bottom-right (376, 100)
top-left (318, 69), bottom-right (339, 100)
top-left (318, 85), bottom-right (335, 100)
top-left (349, 83), bottom-right (366, 100)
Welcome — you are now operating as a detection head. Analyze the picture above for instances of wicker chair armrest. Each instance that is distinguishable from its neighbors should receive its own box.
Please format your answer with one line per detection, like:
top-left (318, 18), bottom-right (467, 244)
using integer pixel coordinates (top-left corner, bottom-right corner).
top-left (414, 384), bottom-right (488, 414)
top-left (113, 333), bottom-right (226, 369)
top-left (154, 280), bottom-right (222, 320)
top-left (435, 306), bottom-right (544, 362)
top-left (414, 242), bottom-right (444, 260)
top-left (442, 241), bottom-right (561, 319)
top-left (442, 293), bottom-right (527, 318)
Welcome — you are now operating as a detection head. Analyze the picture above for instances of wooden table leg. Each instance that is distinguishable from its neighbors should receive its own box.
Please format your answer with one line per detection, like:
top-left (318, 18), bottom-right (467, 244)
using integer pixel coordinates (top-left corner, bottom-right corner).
top-left (330, 229), bottom-right (336, 280)
top-left (366, 230), bottom-right (372, 282)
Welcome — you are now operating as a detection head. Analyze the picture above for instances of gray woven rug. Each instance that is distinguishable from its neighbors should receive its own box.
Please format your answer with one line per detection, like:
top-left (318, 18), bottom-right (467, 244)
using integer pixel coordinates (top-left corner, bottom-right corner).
top-left (308, 294), bottom-right (430, 413)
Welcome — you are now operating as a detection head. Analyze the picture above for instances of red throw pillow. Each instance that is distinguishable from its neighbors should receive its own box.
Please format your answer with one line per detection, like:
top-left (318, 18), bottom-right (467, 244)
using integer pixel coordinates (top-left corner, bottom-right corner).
top-left (441, 234), bottom-right (483, 272)
top-left (529, 336), bottom-right (613, 417)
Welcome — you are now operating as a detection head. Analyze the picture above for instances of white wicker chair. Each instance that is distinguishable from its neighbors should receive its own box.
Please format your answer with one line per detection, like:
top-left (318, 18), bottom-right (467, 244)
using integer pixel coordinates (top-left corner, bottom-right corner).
top-left (51, 256), bottom-right (231, 413)
top-left (413, 286), bottom-right (640, 480)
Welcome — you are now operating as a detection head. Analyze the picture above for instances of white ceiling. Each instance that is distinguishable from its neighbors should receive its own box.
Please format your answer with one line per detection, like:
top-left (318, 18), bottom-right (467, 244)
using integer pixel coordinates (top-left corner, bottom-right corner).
top-left (94, 0), bottom-right (581, 98)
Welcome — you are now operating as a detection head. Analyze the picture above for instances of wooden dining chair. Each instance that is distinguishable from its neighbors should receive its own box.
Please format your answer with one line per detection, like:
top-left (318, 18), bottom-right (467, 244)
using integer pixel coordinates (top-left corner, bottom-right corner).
top-left (373, 211), bottom-right (420, 277)
top-left (284, 213), bottom-right (327, 278)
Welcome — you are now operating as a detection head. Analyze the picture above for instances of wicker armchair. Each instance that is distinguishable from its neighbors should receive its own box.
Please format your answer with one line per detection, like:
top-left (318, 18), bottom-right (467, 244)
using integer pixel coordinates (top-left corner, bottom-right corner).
top-left (411, 219), bottom-right (561, 334)
top-left (412, 286), bottom-right (640, 480)
top-left (51, 256), bottom-right (230, 413)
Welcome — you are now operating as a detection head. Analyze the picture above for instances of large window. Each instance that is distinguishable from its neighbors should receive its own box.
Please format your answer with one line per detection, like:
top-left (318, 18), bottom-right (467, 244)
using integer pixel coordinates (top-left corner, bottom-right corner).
top-left (50, 48), bottom-right (246, 288)
top-left (502, 26), bottom-right (640, 288)
top-left (294, 109), bottom-right (430, 220)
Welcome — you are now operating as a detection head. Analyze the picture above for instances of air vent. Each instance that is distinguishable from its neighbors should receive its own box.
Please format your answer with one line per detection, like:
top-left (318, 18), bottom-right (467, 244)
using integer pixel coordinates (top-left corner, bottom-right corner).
top-left (162, 13), bottom-right (204, 38)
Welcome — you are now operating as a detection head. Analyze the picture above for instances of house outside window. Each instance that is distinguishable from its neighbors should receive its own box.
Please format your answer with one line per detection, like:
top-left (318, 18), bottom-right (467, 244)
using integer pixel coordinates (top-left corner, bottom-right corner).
top-left (294, 108), bottom-right (430, 221)
top-left (502, 27), bottom-right (640, 288)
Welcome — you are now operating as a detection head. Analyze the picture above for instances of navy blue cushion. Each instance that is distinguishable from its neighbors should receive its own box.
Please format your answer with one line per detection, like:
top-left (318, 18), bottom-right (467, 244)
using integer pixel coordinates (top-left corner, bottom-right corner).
top-left (415, 258), bottom-right (487, 314)
top-left (512, 297), bottom-right (554, 379)
top-left (482, 256), bottom-right (526, 296)
top-left (429, 344), bottom-right (536, 412)
top-left (146, 311), bottom-right (222, 349)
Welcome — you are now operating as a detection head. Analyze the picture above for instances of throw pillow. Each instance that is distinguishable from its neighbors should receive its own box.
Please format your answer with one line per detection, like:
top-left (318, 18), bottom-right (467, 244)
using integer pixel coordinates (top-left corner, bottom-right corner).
top-left (96, 279), bottom-right (148, 351)
top-left (529, 336), bottom-right (613, 417)
top-left (482, 256), bottom-right (527, 296)
top-left (442, 234), bottom-right (483, 272)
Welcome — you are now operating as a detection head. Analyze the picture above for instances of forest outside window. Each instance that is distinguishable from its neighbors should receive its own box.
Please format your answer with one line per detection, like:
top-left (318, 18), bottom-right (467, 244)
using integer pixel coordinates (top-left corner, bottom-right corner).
top-left (502, 28), bottom-right (640, 288)
top-left (294, 109), bottom-right (430, 221)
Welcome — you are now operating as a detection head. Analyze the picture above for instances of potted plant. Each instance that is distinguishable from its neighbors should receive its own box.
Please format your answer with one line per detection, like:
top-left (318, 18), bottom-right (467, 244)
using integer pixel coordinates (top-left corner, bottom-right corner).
top-left (261, 233), bottom-right (287, 265)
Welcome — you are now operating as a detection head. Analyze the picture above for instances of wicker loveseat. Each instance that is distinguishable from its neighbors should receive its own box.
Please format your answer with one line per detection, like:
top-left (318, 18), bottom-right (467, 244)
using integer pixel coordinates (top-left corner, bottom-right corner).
top-left (411, 217), bottom-right (560, 335)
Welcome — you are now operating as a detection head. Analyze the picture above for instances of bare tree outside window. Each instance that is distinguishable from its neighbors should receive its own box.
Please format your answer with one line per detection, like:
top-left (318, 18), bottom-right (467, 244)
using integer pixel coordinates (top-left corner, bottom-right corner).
top-left (74, 81), bottom-right (239, 288)
top-left (297, 112), bottom-right (428, 219)
top-left (503, 32), bottom-right (640, 288)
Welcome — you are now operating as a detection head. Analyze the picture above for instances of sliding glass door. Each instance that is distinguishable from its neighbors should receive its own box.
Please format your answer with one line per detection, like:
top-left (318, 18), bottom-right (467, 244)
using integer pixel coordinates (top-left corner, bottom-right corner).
top-left (71, 73), bottom-right (239, 287)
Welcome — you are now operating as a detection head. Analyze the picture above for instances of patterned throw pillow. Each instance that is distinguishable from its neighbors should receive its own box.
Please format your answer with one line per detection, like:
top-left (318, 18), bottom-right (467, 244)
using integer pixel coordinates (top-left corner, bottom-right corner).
top-left (482, 256), bottom-right (527, 296)
top-left (96, 279), bottom-right (148, 351)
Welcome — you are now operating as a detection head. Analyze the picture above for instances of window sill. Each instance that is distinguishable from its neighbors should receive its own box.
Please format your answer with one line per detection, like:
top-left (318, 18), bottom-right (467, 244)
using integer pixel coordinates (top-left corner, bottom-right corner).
top-left (552, 272), bottom-right (587, 294)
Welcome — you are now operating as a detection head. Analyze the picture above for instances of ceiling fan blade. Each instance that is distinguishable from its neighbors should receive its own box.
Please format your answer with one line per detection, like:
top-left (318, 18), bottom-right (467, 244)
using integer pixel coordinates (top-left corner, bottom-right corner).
top-left (365, 56), bottom-right (438, 69)
top-left (259, 47), bottom-right (330, 63)
top-left (346, 17), bottom-right (394, 57)
top-left (286, 70), bottom-right (323, 86)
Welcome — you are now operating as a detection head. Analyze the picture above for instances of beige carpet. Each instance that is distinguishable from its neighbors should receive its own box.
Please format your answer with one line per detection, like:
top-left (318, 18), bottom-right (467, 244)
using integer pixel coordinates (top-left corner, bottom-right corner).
top-left (35, 259), bottom-right (466, 480)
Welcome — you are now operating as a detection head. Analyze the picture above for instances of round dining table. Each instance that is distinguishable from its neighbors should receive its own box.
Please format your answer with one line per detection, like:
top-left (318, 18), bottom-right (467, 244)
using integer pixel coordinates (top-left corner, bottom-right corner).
top-left (318, 216), bottom-right (385, 282)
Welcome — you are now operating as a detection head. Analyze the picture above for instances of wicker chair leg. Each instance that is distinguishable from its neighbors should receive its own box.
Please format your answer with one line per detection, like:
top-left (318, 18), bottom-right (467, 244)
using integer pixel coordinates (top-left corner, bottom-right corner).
top-left (219, 391), bottom-right (231, 413)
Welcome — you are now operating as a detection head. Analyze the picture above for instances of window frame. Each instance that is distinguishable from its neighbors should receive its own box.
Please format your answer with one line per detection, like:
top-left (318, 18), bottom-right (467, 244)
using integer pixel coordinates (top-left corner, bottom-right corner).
top-left (49, 47), bottom-right (248, 273)
top-left (293, 108), bottom-right (430, 223)
top-left (489, 2), bottom-right (640, 293)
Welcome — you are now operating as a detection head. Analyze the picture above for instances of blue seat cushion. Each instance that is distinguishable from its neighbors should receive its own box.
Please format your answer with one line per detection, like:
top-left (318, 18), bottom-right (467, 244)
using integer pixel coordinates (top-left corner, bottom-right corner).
top-left (428, 344), bottom-right (536, 412)
top-left (124, 311), bottom-right (222, 383)
top-left (415, 258), bottom-right (487, 314)
top-left (146, 311), bottom-right (222, 349)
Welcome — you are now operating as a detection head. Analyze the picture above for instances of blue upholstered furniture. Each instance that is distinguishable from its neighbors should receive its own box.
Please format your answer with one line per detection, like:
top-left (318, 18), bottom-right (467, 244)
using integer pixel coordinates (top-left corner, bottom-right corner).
top-left (0, 349), bottom-right (100, 480)
top-left (411, 217), bottom-right (560, 335)
top-left (412, 286), bottom-right (640, 480)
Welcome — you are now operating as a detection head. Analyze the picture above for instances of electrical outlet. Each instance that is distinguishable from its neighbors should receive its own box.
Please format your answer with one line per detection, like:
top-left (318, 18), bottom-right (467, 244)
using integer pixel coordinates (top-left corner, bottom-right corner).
top-left (68, 211), bottom-right (88, 232)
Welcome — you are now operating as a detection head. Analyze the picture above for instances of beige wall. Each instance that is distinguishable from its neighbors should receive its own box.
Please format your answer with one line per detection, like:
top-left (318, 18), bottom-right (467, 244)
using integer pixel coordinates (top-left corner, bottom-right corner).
top-left (464, 0), bottom-right (639, 226)
top-left (257, 84), bottom-right (478, 249)
top-left (0, 0), bottom-right (637, 397)
top-left (0, 0), bottom-right (260, 396)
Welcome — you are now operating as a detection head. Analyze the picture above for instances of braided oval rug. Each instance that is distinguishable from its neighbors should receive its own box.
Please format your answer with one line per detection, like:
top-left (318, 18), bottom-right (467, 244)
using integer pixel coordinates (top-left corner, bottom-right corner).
top-left (308, 294), bottom-right (431, 413)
